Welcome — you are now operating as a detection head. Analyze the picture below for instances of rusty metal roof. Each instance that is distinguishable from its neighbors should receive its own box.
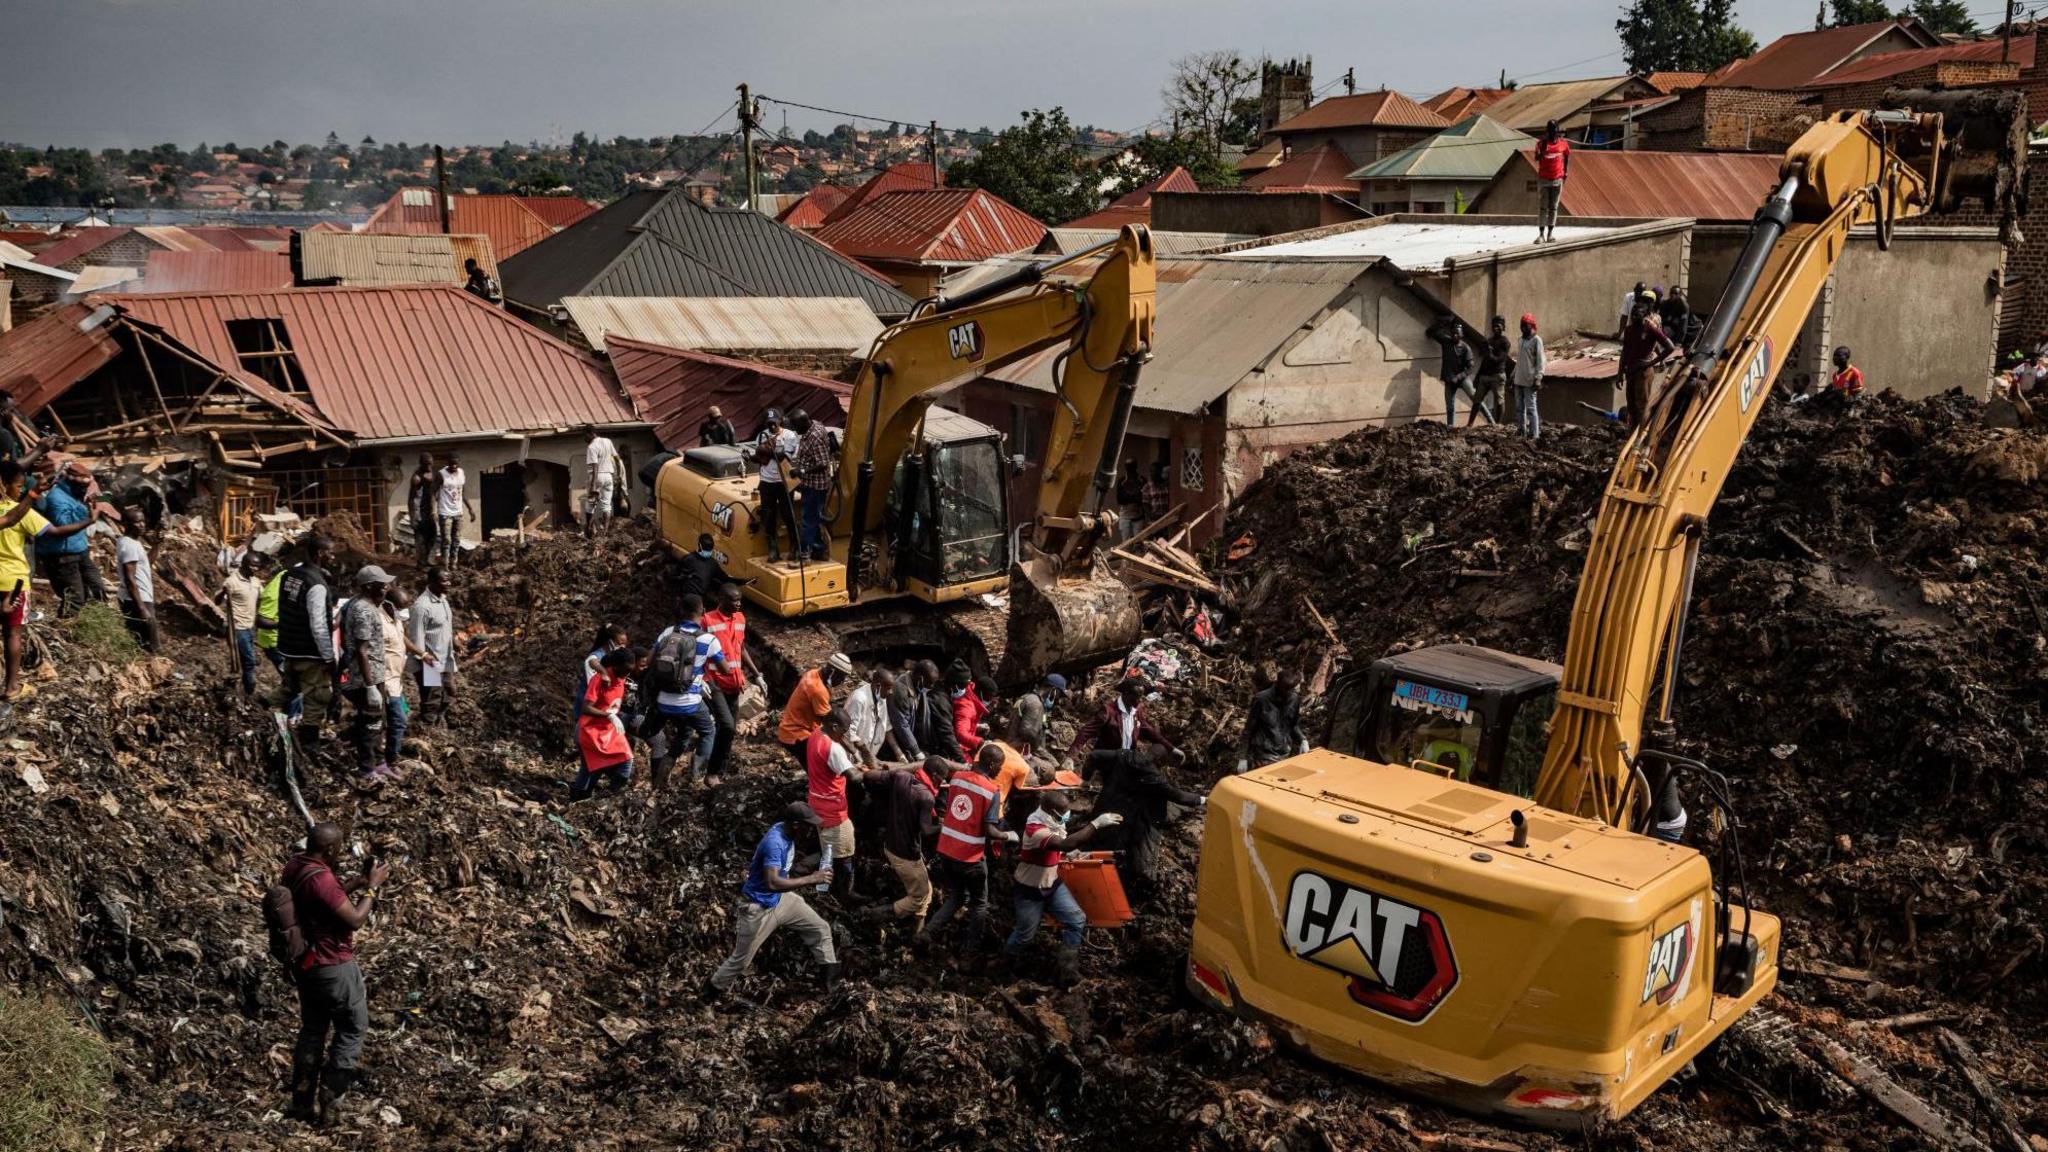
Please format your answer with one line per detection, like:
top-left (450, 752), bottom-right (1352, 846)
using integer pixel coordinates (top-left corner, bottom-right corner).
top-left (1707, 18), bottom-right (1938, 90)
top-left (1270, 90), bottom-right (1449, 135)
top-left (985, 258), bottom-right (1373, 414)
top-left (66, 265), bottom-right (140, 295)
top-left (364, 189), bottom-right (558, 259)
top-left (1494, 148), bottom-right (1782, 222)
top-left (295, 232), bottom-right (499, 287)
top-left (1063, 167), bottom-right (1200, 228)
top-left (1481, 77), bottom-right (1648, 131)
top-left (1645, 72), bottom-right (1708, 93)
top-left (0, 301), bottom-right (120, 414)
top-left (560, 296), bottom-right (882, 354)
top-left (132, 250), bottom-right (293, 294)
top-left (107, 286), bottom-right (637, 441)
top-left (519, 197), bottom-right (600, 229)
top-left (1422, 87), bottom-right (1512, 119)
top-left (814, 188), bottom-right (1048, 264)
top-left (778, 185), bottom-right (852, 230)
top-left (607, 334), bottom-right (850, 451)
top-left (1244, 142), bottom-right (1364, 195)
top-left (1804, 33), bottom-right (2036, 87)
top-left (819, 163), bottom-right (939, 226)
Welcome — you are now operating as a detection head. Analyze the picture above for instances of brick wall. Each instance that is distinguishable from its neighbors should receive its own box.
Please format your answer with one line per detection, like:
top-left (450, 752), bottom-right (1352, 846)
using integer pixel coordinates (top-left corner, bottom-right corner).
top-left (1638, 88), bottom-right (1818, 152)
top-left (52, 232), bottom-right (162, 272)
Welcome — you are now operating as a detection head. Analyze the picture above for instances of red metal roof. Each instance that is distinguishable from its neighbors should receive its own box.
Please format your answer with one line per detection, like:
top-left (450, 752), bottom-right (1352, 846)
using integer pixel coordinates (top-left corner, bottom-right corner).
top-left (1271, 90), bottom-right (1449, 135)
top-left (814, 188), bottom-right (1048, 263)
top-left (0, 302), bottom-right (120, 415)
top-left (108, 286), bottom-right (635, 441)
top-left (778, 184), bottom-right (852, 230)
top-left (1645, 72), bottom-right (1708, 93)
top-left (519, 197), bottom-right (599, 229)
top-left (132, 250), bottom-right (293, 294)
top-left (1707, 18), bottom-right (1937, 90)
top-left (1243, 142), bottom-right (1363, 195)
top-left (607, 334), bottom-right (850, 451)
top-left (1422, 87), bottom-right (1511, 120)
top-left (0, 229), bottom-right (57, 252)
top-left (364, 190), bottom-right (556, 258)
top-left (33, 228), bottom-right (135, 268)
top-left (1499, 148), bottom-right (1782, 222)
top-left (820, 162), bottom-right (940, 226)
top-left (1805, 33), bottom-right (2036, 86)
top-left (1063, 166), bottom-right (1200, 228)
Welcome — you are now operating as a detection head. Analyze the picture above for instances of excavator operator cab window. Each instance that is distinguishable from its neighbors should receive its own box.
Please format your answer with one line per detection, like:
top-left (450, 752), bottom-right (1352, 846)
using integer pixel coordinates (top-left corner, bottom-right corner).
top-left (929, 437), bottom-right (1009, 584)
top-left (1495, 687), bottom-right (1556, 799)
top-left (1375, 678), bottom-right (1485, 783)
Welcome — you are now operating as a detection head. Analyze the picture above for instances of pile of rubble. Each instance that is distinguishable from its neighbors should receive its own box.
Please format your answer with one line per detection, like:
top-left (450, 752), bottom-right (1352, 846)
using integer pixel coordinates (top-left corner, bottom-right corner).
top-left (1, 393), bottom-right (2043, 1151)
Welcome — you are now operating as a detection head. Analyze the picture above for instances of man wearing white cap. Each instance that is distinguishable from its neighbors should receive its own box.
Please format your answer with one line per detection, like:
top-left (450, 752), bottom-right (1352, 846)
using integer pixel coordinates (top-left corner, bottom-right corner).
top-left (339, 566), bottom-right (399, 787)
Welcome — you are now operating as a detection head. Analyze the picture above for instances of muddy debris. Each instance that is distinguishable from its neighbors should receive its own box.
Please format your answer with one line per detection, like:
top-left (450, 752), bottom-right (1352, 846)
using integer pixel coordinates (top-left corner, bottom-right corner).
top-left (0, 392), bottom-right (2043, 1151)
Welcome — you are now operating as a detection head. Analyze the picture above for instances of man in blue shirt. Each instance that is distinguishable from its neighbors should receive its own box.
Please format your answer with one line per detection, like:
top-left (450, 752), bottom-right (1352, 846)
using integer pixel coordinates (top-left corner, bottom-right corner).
top-left (707, 802), bottom-right (838, 1004)
top-left (35, 460), bottom-right (108, 617)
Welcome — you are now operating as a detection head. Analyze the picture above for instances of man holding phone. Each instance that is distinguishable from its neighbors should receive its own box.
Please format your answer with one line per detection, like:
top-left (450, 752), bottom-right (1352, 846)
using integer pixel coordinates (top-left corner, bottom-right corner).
top-left (279, 823), bottom-right (391, 1125)
top-left (0, 458), bottom-right (102, 699)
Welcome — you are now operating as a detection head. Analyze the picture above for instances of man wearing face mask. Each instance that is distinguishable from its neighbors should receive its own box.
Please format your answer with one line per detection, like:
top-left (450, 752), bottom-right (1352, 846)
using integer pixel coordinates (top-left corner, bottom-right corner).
top-left (1000, 775), bottom-right (1121, 986)
top-left (678, 532), bottom-right (732, 604)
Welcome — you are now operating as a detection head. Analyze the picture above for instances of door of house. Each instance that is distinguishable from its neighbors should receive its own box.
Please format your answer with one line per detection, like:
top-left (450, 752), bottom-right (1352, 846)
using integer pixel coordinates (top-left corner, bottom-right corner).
top-left (480, 467), bottom-right (525, 535)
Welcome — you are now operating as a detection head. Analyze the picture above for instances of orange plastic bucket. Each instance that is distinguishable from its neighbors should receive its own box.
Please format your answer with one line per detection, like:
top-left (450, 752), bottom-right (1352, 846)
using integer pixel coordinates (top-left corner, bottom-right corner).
top-left (1057, 851), bottom-right (1135, 928)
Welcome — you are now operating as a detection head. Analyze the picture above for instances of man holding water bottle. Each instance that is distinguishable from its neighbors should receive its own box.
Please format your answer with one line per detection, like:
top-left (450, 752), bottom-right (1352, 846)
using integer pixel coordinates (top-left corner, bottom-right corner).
top-left (707, 802), bottom-right (840, 1005)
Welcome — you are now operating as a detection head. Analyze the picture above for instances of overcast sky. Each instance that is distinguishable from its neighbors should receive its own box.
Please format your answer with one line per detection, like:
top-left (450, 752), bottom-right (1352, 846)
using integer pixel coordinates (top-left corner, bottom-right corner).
top-left (9, 0), bottom-right (1857, 150)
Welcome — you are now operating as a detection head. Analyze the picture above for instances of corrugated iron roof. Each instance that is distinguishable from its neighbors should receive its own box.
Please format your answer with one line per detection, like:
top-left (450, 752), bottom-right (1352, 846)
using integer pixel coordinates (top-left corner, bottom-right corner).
top-left (819, 163), bottom-right (939, 226)
top-left (560, 296), bottom-right (882, 354)
top-left (132, 250), bottom-right (293, 294)
top-left (1645, 72), bottom-right (1708, 93)
top-left (500, 189), bottom-right (913, 317)
top-left (66, 265), bottom-right (140, 295)
top-left (1804, 33), bottom-right (2036, 87)
top-left (1481, 77), bottom-right (1646, 131)
top-left (0, 251), bottom-right (75, 283)
top-left (33, 228), bottom-right (136, 268)
top-left (1707, 18), bottom-right (1938, 90)
top-left (1035, 229), bottom-right (1248, 257)
top-left (608, 334), bottom-right (851, 451)
top-left (520, 197), bottom-right (600, 229)
top-left (108, 286), bottom-right (636, 441)
top-left (813, 188), bottom-right (1048, 263)
top-left (1351, 115), bottom-right (1532, 181)
top-left (135, 225), bottom-right (257, 253)
top-left (1491, 148), bottom-right (1781, 222)
top-left (985, 258), bottom-right (1370, 414)
top-left (1227, 219), bottom-right (1622, 269)
top-left (777, 185), bottom-right (852, 230)
top-left (1422, 87), bottom-right (1512, 119)
top-left (1235, 138), bottom-right (1286, 173)
top-left (1271, 90), bottom-right (1449, 135)
top-left (0, 301), bottom-right (120, 414)
top-left (1063, 166), bottom-right (1201, 228)
top-left (296, 232), bottom-right (499, 287)
top-left (1244, 142), bottom-right (1364, 194)
top-left (1544, 341), bottom-right (1622, 381)
top-left (364, 189), bottom-right (557, 259)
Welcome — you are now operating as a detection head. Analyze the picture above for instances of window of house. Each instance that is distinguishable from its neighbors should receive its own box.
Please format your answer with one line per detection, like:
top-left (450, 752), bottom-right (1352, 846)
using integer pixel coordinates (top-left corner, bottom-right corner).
top-left (1181, 443), bottom-right (1205, 492)
top-left (225, 318), bottom-right (308, 393)
top-left (1414, 202), bottom-right (1445, 214)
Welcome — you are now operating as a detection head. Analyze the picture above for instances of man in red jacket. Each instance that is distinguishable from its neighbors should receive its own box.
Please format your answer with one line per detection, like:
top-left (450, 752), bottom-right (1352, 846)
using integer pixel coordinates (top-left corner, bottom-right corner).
top-left (1534, 120), bottom-right (1570, 243)
top-left (280, 823), bottom-right (389, 1125)
top-left (1065, 676), bottom-right (1178, 766)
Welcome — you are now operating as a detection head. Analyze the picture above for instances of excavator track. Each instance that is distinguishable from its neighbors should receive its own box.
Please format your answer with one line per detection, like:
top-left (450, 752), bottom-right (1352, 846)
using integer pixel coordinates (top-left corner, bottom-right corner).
top-left (744, 596), bottom-right (1011, 699)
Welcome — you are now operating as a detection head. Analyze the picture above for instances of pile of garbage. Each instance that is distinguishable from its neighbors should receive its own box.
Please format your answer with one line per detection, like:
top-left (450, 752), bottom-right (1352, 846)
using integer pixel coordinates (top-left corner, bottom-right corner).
top-left (0, 392), bottom-right (2043, 1151)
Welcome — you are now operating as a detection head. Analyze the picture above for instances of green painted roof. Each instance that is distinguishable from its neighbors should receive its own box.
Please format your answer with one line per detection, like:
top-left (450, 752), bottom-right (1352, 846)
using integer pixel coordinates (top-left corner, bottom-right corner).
top-left (1348, 115), bottom-right (1532, 182)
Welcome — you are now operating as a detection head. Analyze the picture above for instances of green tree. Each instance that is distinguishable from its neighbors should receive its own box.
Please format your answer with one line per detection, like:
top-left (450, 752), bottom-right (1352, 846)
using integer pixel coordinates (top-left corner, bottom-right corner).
top-left (1617, 0), bottom-right (1757, 72)
top-left (1829, 0), bottom-right (1892, 24)
top-left (1904, 0), bottom-right (1978, 34)
top-left (943, 107), bottom-right (1098, 225)
top-left (1108, 133), bottom-right (1239, 196)
top-left (301, 180), bottom-right (338, 210)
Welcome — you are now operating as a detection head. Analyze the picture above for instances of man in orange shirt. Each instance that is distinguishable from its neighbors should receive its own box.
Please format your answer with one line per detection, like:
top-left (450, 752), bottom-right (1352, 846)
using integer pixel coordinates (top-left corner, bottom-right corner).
top-left (1830, 346), bottom-right (1865, 397)
top-left (778, 651), bottom-right (850, 765)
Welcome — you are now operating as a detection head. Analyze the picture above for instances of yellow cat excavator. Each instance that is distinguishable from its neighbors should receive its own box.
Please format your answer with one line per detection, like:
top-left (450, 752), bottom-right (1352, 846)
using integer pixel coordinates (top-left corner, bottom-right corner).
top-left (652, 226), bottom-right (1156, 682)
top-left (1188, 97), bottom-right (2025, 1126)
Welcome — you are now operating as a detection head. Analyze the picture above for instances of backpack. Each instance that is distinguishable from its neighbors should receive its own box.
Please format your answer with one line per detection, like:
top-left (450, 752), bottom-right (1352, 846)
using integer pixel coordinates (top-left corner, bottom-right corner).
top-left (262, 864), bottom-right (325, 970)
top-left (651, 628), bottom-right (693, 695)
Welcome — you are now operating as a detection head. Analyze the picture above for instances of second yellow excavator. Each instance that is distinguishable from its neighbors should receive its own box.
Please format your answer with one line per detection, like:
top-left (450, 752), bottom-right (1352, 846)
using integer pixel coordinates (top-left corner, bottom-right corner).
top-left (1187, 95), bottom-right (2025, 1126)
top-left (651, 226), bottom-right (1156, 683)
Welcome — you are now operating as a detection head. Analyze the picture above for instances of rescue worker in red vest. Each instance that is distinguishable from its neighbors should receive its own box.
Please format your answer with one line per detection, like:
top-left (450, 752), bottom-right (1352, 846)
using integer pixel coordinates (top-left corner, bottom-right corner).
top-left (701, 583), bottom-right (755, 783)
top-left (1000, 771), bottom-right (1121, 986)
top-left (805, 709), bottom-right (876, 902)
top-left (918, 743), bottom-right (1017, 960)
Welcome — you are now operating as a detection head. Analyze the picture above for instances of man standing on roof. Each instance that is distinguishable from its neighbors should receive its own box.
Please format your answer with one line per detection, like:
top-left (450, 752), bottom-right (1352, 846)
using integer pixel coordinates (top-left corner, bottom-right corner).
top-left (754, 409), bottom-right (801, 563)
top-left (462, 257), bottom-right (500, 304)
top-left (1534, 120), bottom-right (1570, 244)
top-left (790, 408), bottom-right (836, 563)
top-left (583, 426), bottom-right (623, 540)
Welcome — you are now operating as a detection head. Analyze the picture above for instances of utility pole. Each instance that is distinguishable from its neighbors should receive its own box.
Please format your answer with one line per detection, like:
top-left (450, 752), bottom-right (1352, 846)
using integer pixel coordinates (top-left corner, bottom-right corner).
top-left (2004, 0), bottom-right (2017, 64)
top-left (737, 81), bottom-right (757, 213)
top-left (927, 120), bottom-right (939, 178)
top-left (1343, 67), bottom-right (1355, 96)
top-left (434, 145), bottom-right (450, 234)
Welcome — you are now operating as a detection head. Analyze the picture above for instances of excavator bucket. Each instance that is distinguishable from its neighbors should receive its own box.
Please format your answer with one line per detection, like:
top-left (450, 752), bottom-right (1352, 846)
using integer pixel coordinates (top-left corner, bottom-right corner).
top-left (1001, 542), bottom-right (1141, 683)
top-left (1885, 87), bottom-right (2029, 231)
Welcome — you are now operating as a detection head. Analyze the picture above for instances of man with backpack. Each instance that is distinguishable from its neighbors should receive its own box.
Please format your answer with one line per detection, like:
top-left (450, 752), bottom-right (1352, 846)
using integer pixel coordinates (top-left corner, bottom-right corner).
top-left (642, 593), bottom-right (728, 787)
top-left (268, 822), bottom-right (389, 1125)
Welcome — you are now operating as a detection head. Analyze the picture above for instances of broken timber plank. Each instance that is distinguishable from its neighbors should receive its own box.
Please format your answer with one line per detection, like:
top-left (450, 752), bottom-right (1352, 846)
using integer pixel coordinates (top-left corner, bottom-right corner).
top-left (1112, 553), bottom-right (1216, 595)
top-left (1783, 960), bottom-right (1878, 984)
top-left (1853, 1010), bottom-right (1962, 1032)
top-left (1123, 503), bottom-right (1186, 549)
top-left (1805, 1031), bottom-right (1992, 1152)
top-left (1936, 1028), bottom-right (2033, 1152)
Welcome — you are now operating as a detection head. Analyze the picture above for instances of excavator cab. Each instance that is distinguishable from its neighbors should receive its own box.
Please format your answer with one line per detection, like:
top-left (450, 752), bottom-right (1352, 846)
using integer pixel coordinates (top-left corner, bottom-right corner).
top-left (1326, 644), bottom-right (1560, 797)
top-left (884, 407), bottom-right (1012, 594)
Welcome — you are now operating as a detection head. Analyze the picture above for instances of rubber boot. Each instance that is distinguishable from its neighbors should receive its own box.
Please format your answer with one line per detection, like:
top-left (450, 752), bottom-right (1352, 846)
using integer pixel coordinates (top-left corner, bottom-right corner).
top-left (316, 1068), bottom-right (353, 1128)
top-left (820, 962), bottom-right (842, 994)
top-left (1055, 945), bottom-right (1082, 989)
top-left (286, 1067), bottom-right (319, 1122)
